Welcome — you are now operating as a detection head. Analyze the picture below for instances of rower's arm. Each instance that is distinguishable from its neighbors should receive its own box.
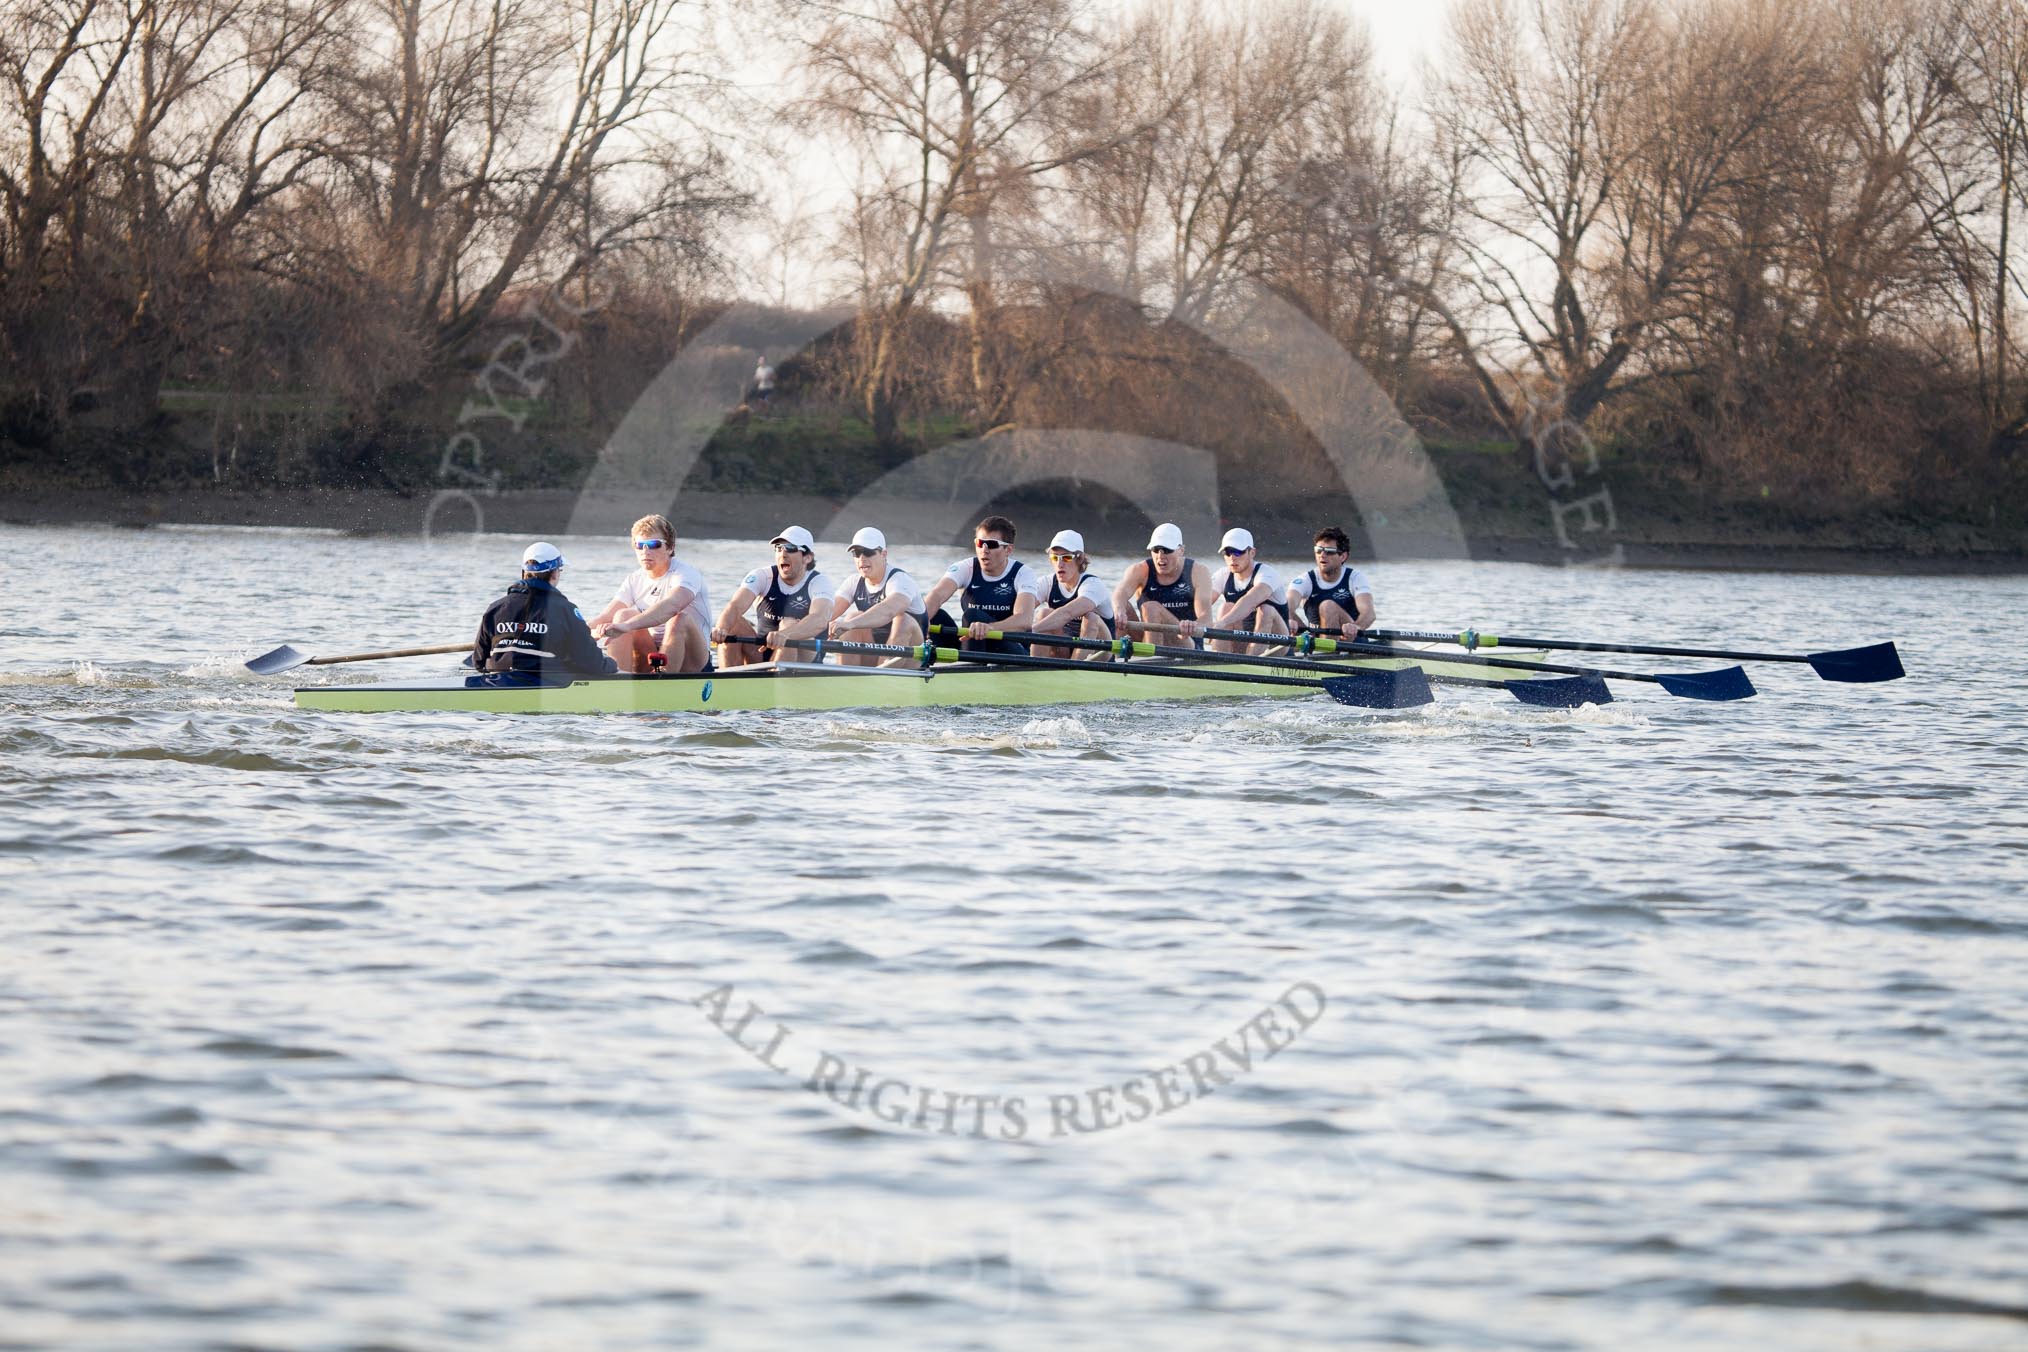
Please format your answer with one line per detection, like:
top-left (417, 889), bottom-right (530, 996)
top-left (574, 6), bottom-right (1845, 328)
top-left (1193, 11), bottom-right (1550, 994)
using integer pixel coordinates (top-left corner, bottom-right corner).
top-left (1217, 580), bottom-right (1270, 625)
top-left (713, 585), bottom-right (758, 636)
top-left (1354, 592), bottom-right (1376, 632)
top-left (774, 604), bottom-right (835, 642)
top-left (1033, 593), bottom-right (1094, 632)
top-left (1285, 581), bottom-right (1309, 630)
top-left (614, 585), bottom-right (696, 635)
top-left (472, 612), bottom-right (495, 669)
top-left (1004, 592), bottom-right (1038, 630)
top-left (921, 574), bottom-right (959, 616)
top-left (1192, 563), bottom-right (1216, 620)
top-left (832, 589), bottom-right (906, 634)
top-left (1110, 564), bottom-right (1144, 623)
top-left (589, 598), bottom-right (624, 628)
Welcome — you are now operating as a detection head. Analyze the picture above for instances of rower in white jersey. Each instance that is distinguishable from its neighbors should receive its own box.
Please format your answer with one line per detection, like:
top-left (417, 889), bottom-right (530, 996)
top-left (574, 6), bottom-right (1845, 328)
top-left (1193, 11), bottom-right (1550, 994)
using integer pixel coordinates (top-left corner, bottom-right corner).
top-left (1207, 526), bottom-right (1289, 655)
top-left (588, 513), bottom-right (712, 673)
top-left (1028, 529), bottom-right (1115, 660)
top-left (712, 525), bottom-right (837, 667)
top-left (919, 514), bottom-right (1045, 654)
top-left (1112, 521), bottom-right (1215, 641)
top-left (1285, 523), bottom-right (1375, 639)
top-left (828, 526), bottom-right (928, 666)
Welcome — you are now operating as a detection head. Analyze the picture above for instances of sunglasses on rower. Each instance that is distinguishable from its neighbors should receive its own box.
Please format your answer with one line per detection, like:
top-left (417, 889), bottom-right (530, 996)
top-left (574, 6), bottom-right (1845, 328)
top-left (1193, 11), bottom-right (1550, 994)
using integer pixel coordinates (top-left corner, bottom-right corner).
top-left (1148, 546), bottom-right (1175, 556)
top-left (633, 539), bottom-right (667, 550)
top-left (1313, 546), bottom-right (1344, 557)
top-left (1221, 546), bottom-right (1250, 557)
top-left (974, 538), bottom-right (1009, 550)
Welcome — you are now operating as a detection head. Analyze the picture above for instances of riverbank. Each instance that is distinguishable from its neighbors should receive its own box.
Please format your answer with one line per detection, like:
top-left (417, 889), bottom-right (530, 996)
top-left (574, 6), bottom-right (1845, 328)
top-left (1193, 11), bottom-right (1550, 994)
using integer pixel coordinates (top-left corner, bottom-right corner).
top-left (8, 484), bottom-right (2026, 573)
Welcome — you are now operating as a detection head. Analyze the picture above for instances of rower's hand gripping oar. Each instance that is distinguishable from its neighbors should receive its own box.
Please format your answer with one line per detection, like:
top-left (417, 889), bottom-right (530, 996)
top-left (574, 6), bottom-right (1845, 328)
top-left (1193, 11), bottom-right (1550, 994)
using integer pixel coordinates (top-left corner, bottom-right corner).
top-left (1113, 622), bottom-right (1751, 702)
top-left (1364, 628), bottom-right (1904, 683)
top-left (246, 642), bottom-right (471, 675)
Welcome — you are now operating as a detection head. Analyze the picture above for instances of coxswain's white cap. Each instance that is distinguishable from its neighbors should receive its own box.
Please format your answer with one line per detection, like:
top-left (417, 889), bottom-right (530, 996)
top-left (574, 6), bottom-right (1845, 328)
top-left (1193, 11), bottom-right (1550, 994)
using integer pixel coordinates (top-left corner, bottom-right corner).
top-left (1147, 522), bottom-right (1184, 551)
top-left (771, 525), bottom-right (815, 551)
top-left (850, 526), bottom-right (887, 552)
top-left (1220, 527), bottom-right (1255, 552)
top-left (1048, 529), bottom-right (1085, 553)
top-left (522, 541), bottom-right (565, 572)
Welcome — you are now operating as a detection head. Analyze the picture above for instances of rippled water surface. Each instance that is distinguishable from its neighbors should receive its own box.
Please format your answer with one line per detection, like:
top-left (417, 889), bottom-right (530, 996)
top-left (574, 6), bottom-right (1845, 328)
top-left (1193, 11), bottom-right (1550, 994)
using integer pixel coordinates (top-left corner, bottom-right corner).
top-left (4, 521), bottom-right (2026, 1350)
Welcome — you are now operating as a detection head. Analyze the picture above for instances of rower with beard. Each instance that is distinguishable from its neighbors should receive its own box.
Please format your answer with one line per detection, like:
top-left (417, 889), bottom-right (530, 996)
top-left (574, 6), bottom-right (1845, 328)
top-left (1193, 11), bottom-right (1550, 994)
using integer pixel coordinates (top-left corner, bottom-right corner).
top-left (472, 542), bottom-right (617, 678)
top-left (1286, 524), bottom-right (1375, 638)
top-left (712, 526), bottom-right (837, 667)
top-left (1113, 522), bottom-right (1215, 644)
top-left (828, 526), bottom-right (928, 666)
top-left (919, 515), bottom-right (1044, 655)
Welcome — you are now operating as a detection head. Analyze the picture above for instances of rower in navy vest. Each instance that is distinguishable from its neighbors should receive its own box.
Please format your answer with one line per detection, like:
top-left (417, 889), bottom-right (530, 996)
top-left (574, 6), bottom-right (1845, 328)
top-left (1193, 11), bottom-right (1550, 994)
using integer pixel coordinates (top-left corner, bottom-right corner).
top-left (1029, 529), bottom-right (1115, 660)
top-left (919, 515), bottom-right (1044, 655)
top-left (1112, 522), bottom-right (1215, 642)
top-left (829, 526), bottom-right (929, 666)
top-left (712, 525), bottom-right (837, 667)
top-left (473, 541), bottom-right (618, 678)
top-left (1208, 526), bottom-right (1290, 655)
top-left (1285, 524), bottom-right (1374, 639)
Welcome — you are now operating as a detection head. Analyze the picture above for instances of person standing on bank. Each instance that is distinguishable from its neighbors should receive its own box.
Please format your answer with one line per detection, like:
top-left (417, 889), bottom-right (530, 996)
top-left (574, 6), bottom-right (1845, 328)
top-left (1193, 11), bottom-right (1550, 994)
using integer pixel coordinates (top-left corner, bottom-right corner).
top-left (589, 514), bottom-right (712, 673)
top-left (1286, 524), bottom-right (1375, 638)
top-left (828, 526), bottom-right (928, 666)
top-left (473, 542), bottom-right (617, 677)
top-left (713, 526), bottom-right (836, 667)
top-left (919, 515), bottom-right (1044, 655)
top-left (1113, 522), bottom-right (1215, 642)
top-left (752, 355), bottom-right (776, 411)
top-left (1028, 529), bottom-right (1115, 660)
top-left (1208, 527), bottom-right (1289, 654)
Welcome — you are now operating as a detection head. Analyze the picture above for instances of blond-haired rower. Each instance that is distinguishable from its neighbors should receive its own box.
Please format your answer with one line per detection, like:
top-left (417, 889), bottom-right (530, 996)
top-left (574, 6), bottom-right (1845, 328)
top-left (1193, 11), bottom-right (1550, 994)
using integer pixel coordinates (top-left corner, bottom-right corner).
top-left (588, 514), bottom-right (712, 673)
top-left (1029, 530), bottom-right (1115, 661)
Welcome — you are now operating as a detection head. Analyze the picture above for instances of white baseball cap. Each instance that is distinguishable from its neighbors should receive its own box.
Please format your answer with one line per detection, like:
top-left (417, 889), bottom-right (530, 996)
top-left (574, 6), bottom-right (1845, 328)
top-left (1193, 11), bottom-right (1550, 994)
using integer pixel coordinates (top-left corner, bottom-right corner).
top-left (1220, 527), bottom-right (1255, 552)
top-left (770, 525), bottom-right (815, 551)
top-left (522, 541), bottom-right (565, 572)
top-left (1048, 529), bottom-right (1085, 554)
top-left (1147, 522), bottom-right (1184, 551)
top-left (849, 526), bottom-right (887, 552)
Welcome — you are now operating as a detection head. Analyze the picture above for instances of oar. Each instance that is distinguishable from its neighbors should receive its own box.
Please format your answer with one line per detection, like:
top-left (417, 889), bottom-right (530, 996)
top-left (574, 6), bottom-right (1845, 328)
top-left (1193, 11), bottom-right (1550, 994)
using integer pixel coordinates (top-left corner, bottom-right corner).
top-left (1109, 622), bottom-right (1753, 701)
top-left (927, 626), bottom-right (1604, 709)
top-left (246, 642), bottom-right (469, 675)
top-left (1364, 627), bottom-right (1904, 683)
top-left (753, 633), bottom-right (1354, 695)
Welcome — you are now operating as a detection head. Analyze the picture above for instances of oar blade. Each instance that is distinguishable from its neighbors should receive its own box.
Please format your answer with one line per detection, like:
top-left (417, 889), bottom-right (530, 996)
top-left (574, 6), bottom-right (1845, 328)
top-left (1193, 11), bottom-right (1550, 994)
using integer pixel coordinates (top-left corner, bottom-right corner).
top-left (245, 644), bottom-right (311, 675)
top-left (1322, 668), bottom-right (1435, 709)
top-left (1654, 665), bottom-right (1756, 701)
top-left (1807, 641), bottom-right (1904, 683)
top-left (1505, 675), bottom-right (1613, 708)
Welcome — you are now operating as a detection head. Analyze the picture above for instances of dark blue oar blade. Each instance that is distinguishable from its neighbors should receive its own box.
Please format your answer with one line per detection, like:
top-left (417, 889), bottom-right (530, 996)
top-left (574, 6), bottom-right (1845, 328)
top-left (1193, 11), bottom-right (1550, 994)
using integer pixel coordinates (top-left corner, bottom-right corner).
top-left (1654, 665), bottom-right (1756, 701)
top-left (1807, 641), bottom-right (1903, 683)
top-left (1505, 675), bottom-right (1612, 708)
top-left (245, 644), bottom-right (309, 675)
top-left (1322, 668), bottom-right (1435, 709)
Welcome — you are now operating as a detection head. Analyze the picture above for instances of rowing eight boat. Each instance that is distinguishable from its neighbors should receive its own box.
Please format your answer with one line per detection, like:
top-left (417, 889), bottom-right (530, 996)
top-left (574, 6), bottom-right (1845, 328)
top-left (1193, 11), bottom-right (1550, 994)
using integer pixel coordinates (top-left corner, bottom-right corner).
top-left (294, 649), bottom-right (1537, 714)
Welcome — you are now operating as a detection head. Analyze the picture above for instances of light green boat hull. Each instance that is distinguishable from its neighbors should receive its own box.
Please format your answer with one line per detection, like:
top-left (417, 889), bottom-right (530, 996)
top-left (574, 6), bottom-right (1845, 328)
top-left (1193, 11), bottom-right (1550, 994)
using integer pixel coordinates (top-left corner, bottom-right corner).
top-left (294, 652), bottom-right (1536, 715)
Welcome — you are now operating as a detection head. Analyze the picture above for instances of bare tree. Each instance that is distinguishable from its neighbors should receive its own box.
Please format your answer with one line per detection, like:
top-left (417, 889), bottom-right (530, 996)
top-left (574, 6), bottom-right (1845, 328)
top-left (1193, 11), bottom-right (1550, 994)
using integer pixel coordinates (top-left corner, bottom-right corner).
top-left (1426, 0), bottom-right (1822, 465)
top-left (793, 0), bottom-right (1137, 443)
top-left (320, 0), bottom-right (730, 380)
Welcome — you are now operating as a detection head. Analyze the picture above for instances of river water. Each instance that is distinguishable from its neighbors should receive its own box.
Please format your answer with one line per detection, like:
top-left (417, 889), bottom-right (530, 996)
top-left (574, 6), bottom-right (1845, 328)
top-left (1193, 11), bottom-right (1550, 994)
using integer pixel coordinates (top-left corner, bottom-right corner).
top-left (2, 520), bottom-right (2025, 1350)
